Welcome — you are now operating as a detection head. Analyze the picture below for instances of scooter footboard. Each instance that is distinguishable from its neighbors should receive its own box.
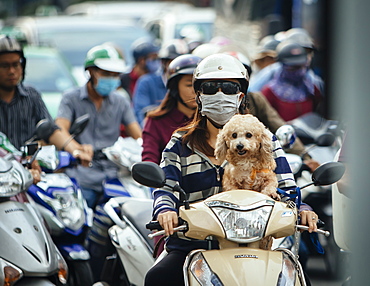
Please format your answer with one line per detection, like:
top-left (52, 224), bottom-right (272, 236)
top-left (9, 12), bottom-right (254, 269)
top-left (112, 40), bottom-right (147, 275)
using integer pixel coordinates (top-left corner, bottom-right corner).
top-left (184, 248), bottom-right (306, 286)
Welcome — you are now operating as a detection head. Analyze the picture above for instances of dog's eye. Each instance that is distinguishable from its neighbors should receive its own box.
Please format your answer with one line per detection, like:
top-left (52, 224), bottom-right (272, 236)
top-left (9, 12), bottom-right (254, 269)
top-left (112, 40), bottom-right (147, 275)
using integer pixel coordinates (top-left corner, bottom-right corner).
top-left (246, 132), bottom-right (253, 138)
top-left (232, 133), bottom-right (237, 138)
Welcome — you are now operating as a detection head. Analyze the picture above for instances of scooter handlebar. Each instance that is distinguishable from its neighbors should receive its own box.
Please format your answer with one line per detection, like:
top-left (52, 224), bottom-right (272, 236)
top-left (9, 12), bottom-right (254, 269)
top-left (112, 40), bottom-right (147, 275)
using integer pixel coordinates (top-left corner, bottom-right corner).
top-left (296, 225), bottom-right (330, 237)
top-left (148, 225), bottom-right (188, 239)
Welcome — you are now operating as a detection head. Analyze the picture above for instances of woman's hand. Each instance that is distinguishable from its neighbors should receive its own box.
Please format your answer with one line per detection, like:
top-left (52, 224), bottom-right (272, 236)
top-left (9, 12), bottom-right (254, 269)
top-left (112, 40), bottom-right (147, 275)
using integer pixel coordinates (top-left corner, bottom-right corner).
top-left (157, 211), bottom-right (178, 236)
top-left (299, 210), bottom-right (319, 233)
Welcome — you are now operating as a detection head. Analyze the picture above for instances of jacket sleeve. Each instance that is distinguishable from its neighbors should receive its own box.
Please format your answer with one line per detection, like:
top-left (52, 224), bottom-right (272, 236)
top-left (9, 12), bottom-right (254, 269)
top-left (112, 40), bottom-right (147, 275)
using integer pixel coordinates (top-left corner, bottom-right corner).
top-left (152, 134), bottom-right (183, 219)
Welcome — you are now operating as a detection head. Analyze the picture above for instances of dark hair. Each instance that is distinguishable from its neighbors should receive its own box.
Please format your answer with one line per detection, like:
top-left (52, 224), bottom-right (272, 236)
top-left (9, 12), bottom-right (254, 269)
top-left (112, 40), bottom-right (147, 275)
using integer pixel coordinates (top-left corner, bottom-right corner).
top-left (146, 76), bottom-right (181, 118)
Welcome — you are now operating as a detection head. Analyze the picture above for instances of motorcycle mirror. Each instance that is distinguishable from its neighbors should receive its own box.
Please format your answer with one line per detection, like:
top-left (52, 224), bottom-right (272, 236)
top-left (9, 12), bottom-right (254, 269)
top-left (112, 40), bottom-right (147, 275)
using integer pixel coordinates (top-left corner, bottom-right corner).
top-left (34, 119), bottom-right (56, 141)
top-left (132, 161), bottom-right (166, 188)
top-left (275, 125), bottom-right (297, 149)
top-left (316, 133), bottom-right (336, 147)
top-left (69, 114), bottom-right (90, 136)
top-left (312, 161), bottom-right (346, 186)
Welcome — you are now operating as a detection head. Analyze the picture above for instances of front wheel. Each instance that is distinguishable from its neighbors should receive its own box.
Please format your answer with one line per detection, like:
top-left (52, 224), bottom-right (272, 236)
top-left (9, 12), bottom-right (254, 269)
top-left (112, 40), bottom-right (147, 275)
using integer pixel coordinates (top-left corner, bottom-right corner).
top-left (68, 260), bottom-right (94, 286)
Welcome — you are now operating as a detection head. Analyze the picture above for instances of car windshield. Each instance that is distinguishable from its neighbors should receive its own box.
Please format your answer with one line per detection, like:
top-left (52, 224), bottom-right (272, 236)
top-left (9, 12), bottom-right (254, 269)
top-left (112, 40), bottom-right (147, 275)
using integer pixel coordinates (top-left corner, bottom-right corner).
top-left (24, 52), bottom-right (76, 93)
top-left (37, 26), bottom-right (150, 67)
top-left (175, 23), bottom-right (214, 42)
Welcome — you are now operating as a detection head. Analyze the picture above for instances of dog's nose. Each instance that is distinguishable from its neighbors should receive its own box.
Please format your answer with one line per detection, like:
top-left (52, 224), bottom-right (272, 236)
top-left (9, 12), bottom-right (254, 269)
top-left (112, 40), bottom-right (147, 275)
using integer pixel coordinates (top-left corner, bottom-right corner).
top-left (236, 143), bottom-right (244, 150)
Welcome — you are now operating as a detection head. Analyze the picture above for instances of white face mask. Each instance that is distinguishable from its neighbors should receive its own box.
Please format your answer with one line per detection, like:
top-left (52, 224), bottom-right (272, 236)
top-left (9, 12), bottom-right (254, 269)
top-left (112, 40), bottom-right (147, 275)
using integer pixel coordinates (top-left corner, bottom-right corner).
top-left (199, 91), bottom-right (242, 126)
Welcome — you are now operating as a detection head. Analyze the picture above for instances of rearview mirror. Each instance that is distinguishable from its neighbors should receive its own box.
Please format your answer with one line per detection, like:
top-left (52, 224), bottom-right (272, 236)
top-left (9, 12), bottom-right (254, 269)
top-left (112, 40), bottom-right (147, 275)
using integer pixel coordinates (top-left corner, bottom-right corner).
top-left (316, 133), bottom-right (336, 147)
top-left (34, 119), bottom-right (55, 141)
top-left (312, 161), bottom-right (346, 186)
top-left (69, 114), bottom-right (90, 136)
top-left (132, 161), bottom-right (166, 188)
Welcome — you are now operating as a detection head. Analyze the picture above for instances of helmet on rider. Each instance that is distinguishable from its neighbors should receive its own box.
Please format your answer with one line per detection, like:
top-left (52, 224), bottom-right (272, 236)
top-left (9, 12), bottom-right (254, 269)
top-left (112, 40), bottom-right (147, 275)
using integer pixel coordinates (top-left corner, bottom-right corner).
top-left (84, 44), bottom-right (126, 73)
top-left (191, 43), bottom-right (221, 59)
top-left (0, 35), bottom-right (26, 80)
top-left (193, 53), bottom-right (249, 94)
top-left (276, 40), bottom-right (308, 66)
top-left (222, 51), bottom-right (252, 77)
top-left (131, 39), bottom-right (160, 63)
top-left (158, 39), bottom-right (189, 60)
top-left (285, 28), bottom-right (315, 50)
top-left (167, 54), bottom-right (202, 89)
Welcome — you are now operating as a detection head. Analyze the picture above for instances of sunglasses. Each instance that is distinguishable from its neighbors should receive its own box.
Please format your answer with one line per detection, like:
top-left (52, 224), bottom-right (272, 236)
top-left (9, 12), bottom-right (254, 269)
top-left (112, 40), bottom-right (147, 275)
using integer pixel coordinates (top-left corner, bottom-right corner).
top-left (199, 81), bottom-right (241, 95)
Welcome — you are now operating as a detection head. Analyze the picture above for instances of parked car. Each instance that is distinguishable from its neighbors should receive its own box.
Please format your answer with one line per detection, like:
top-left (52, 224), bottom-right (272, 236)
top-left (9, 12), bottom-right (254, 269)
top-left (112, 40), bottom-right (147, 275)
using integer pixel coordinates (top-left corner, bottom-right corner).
top-left (23, 45), bottom-right (78, 118)
top-left (142, 6), bottom-right (216, 45)
top-left (65, 1), bottom-right (193, 24)
top-left (9, 15), bottom-right (154, 85)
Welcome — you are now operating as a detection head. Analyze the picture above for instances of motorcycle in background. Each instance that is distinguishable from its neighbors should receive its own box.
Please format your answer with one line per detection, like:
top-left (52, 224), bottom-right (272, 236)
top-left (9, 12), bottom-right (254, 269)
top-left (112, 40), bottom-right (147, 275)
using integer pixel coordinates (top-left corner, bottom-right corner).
top-left (275, 112), bottom-right (347, 278)
top-left (131, 161), bottom-right (345, 286)
top-left (27, 115), bottom-right (95, 286)
top-left (0, 143), bottom-right (68, 285)
top-left (85, 136), bottom-right (152, 283)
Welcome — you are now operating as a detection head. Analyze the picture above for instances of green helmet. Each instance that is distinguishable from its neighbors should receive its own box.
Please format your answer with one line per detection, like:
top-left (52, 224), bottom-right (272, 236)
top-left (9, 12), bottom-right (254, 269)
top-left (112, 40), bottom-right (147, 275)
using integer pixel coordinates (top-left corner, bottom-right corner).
top-left (84, 44), bottom-right (126, 73)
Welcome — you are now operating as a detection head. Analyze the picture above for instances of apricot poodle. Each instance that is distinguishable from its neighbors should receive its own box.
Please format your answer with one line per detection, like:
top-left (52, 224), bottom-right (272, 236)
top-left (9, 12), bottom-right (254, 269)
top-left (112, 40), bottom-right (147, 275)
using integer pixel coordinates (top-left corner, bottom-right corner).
top-left (215, 114), bottom-right (280, 200)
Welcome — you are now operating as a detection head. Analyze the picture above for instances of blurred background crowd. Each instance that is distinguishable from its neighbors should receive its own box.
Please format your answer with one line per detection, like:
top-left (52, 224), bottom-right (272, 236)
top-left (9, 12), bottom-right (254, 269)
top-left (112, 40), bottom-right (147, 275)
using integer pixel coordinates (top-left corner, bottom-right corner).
top-left (0, 0), bottom-right (330, 120)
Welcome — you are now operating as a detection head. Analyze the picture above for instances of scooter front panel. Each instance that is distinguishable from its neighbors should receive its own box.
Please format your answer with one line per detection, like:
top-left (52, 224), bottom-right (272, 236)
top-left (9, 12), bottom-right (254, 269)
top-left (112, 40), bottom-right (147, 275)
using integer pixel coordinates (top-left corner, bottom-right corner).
top-left (186, 248), bottom-right (301, 286)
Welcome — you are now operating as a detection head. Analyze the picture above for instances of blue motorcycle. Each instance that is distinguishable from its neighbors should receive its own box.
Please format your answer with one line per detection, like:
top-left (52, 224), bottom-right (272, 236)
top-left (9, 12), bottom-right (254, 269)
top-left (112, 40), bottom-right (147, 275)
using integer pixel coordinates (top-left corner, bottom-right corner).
top-left (28, 115), bottom-right (95, 286)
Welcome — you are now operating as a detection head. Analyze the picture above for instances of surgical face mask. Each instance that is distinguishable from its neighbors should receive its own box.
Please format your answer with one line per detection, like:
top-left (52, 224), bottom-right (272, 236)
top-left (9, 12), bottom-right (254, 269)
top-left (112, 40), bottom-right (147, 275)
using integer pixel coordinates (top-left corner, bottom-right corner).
top-left (146, 59), bottom-right (161, 73)
top-left (94, 77), bottom-right (120, 96)
top-left (199, 91), bottom-right (242, 126)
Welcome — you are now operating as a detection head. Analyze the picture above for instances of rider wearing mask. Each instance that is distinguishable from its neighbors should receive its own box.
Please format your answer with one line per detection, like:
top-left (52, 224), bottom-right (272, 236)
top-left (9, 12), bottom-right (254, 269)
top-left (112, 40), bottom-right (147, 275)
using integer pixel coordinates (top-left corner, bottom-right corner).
top-left (261, 41), bottom-right (323, 121)
top-left (144, 53), bottom-right (319, 286)
top-left (120, 39), bottom-right (160, 99)
top-left (142, 54), bottom-right (202, 164)
top-left (133, 39), bottom-right (189, 126)
top-left (55, 44), bottom-right (142, 209)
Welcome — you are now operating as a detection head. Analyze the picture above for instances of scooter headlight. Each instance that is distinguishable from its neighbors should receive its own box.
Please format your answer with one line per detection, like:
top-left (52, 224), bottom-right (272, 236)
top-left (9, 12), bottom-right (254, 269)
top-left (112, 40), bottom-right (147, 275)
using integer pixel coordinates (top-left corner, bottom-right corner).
top-left (207, 200), bottom-right (274, 243)
top-left (277, 252), bottom-right (297, 286)
top-left (0, 168), bottom-right (22, 197)
top-left (0, 258), bottom-right (23, 285)
top-left (188, 252), bottom-right (223, 286)
top-left (38, 188), bottom-right (85, 231)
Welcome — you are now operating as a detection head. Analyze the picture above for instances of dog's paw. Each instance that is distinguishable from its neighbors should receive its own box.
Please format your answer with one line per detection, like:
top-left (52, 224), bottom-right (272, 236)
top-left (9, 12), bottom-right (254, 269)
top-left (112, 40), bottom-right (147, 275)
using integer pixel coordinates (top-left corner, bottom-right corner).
top-left (262, 188), bottom-right (281, 201)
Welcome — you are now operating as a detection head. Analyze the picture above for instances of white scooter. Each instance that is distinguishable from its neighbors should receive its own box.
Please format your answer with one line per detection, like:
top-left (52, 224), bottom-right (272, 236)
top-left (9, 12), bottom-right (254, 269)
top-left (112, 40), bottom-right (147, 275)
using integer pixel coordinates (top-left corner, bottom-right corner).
top-left (0, 145), bottom-right (68, 285)
top-left (86, 137), bottom-right (152, 284)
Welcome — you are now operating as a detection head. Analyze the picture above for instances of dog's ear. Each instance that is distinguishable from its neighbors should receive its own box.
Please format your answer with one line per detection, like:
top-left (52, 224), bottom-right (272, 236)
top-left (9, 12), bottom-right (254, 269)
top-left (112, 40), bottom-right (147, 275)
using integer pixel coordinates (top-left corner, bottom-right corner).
top-left (259, 129), bottom-right (275, 167)
top-left (215, 131), bottom-right (228, 162)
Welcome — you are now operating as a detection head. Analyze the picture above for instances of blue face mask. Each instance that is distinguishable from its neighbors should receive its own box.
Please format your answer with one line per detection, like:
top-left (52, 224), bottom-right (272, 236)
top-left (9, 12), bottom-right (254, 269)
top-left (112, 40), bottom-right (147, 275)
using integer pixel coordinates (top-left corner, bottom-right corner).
top-left (146, 59), bottom-right (161, 73)
top-left (94, 77), bottom-right (120, 96)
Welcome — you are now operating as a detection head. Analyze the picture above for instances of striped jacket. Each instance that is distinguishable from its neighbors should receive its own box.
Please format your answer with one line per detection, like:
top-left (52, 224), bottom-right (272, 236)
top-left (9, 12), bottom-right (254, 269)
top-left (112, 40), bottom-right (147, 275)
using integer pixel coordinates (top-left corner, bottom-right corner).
top-left (153, 130), bottom-right (297, 252)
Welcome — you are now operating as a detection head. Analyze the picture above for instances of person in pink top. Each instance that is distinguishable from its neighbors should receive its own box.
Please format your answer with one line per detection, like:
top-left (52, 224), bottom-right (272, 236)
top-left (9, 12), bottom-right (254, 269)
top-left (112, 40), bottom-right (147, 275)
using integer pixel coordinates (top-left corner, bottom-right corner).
top-left (261, 40), bottom-right (323, 122)
top-left (142, 54), bottom-right (202, 164)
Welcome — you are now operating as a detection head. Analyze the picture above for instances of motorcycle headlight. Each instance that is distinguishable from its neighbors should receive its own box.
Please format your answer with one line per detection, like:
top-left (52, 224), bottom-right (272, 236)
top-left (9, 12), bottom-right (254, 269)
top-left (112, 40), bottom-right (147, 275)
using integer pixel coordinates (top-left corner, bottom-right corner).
top-left (277, 252), bottom-right (298, 286)
top-left (0, 168), bottom-right (22, 197)
top-left (38, 188), bottom-right (85, 231)
top-left (207, 200), bottom-right (274, 243)
top-left (188, 252), bottom-right (223, 286)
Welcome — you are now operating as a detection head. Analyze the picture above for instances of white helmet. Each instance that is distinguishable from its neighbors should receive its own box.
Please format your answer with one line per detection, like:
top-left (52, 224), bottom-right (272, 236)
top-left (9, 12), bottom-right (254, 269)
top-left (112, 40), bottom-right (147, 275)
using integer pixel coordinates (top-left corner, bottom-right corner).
top-left (193, 53), bottom-right (249, 93)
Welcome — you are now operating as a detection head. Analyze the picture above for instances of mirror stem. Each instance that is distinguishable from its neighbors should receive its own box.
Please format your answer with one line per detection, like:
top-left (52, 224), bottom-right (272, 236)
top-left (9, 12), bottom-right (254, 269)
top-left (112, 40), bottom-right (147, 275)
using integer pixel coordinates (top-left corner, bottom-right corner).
top-left (61, 135), bottom-right (75, 151)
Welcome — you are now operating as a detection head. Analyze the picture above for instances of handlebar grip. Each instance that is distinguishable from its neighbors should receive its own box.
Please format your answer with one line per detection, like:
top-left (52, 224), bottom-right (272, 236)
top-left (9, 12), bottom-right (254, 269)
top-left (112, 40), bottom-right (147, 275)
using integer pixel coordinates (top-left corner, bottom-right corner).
top-left (146, 221), bottom-right (163, 231)
top-left (93, 150), bottom-right (107, 160)
top-left (317, 219), bottom-right (325, 228)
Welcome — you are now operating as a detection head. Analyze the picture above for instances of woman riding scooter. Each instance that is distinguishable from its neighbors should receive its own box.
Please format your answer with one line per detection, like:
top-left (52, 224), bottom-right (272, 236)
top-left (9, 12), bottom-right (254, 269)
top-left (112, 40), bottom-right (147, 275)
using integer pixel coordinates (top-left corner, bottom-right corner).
top-left (144, 53), bottom-right (319, 286)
